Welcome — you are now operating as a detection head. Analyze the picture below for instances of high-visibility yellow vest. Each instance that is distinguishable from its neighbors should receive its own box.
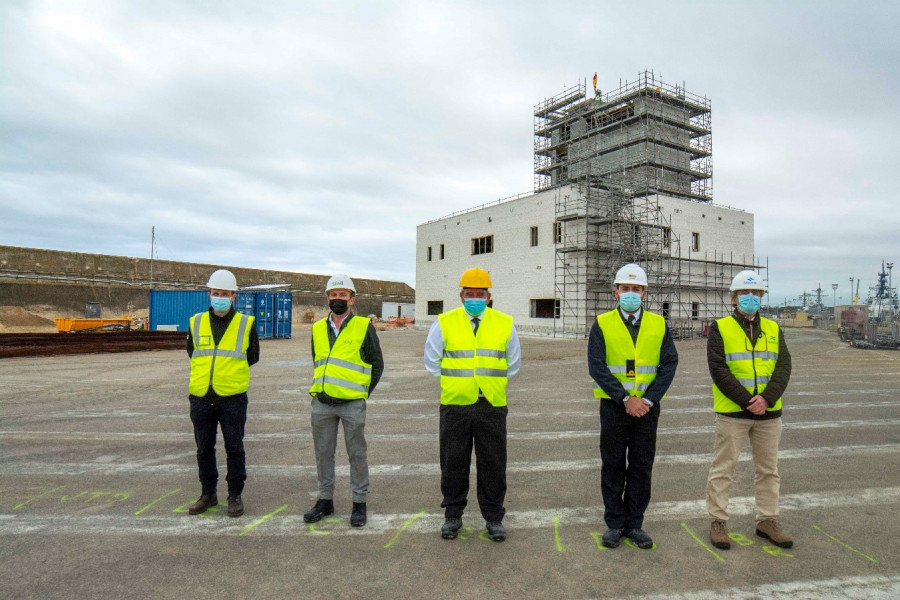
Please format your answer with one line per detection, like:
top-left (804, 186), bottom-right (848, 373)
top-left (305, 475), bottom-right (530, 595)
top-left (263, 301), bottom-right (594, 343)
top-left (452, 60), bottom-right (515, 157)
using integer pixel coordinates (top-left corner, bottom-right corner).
top-left (189, 311), bottom-right (254, 397)
top-left (310, 315), bottom-right (372, 400)
top-left (593, 310), bottom-right (665, 399)
top-left (438, 306), bottom-right (513, 407)
top-left (712, 315), bottom-right (782, 413)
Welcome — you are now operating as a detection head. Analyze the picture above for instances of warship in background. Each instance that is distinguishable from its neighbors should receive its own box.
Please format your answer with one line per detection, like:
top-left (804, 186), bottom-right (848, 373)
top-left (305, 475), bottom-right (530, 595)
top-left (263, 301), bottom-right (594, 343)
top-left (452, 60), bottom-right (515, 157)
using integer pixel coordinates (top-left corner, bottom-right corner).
top-left (865, 260), bottom-right (898, 322)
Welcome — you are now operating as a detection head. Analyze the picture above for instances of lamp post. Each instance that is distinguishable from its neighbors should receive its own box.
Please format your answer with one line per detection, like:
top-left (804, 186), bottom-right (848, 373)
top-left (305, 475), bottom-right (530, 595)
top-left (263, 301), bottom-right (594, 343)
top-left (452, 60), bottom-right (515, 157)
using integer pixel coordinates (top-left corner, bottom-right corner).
top-left (831, 283), bottom-right (838, 307)
top-left (888, 263), bottom-right (894, 309)
top-left (849, 277), bottom-right (854, 305)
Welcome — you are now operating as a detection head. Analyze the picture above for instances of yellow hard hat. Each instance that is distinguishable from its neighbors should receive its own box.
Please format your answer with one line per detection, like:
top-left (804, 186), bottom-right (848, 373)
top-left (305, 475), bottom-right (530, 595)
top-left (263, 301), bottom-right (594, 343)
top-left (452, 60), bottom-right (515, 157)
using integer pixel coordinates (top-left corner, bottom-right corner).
top-left (459, 267), bottom-right (492, 289)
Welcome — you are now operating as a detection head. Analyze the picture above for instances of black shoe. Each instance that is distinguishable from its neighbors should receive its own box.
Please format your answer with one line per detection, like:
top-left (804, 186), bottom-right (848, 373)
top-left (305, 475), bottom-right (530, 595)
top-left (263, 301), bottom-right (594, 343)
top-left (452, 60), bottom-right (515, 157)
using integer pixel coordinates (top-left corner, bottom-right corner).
top-left (350, 502), bottom-right (367, 527)
top-left (486, 521), bottom-right (506, 542)
top-left (625, 528), bottom-right (654, 549)
top-left (188, 493), bottom-right (218, 515)
top-left (303, 499), bottom-right (334, 523)
top-left (441, 517), bottom-right (463, 539)
top-left (227, 494), bottom-right (243, 518)
top-left (601, 528), bottom-right (624, 548)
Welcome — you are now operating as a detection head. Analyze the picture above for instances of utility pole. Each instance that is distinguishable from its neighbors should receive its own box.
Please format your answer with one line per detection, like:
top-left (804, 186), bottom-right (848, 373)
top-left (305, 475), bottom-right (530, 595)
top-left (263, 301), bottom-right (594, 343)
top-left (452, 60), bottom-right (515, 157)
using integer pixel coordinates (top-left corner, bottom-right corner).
top-left (849, 276), bottom-right (854, 305)
top-left (150, 226), bottom-right (155, 288)
top-left (831, 283), bottom-right (838, 308)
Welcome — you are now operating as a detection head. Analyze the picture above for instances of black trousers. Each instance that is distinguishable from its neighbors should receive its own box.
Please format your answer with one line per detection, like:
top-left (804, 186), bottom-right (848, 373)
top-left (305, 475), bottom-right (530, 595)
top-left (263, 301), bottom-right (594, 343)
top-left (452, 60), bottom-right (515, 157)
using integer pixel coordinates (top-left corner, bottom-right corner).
top-left (439, 399), bottom-right (508, 522)
top-left (599, 397), bottom-right (660, 530)
top-left (189, 395), bottom-right (248, 496)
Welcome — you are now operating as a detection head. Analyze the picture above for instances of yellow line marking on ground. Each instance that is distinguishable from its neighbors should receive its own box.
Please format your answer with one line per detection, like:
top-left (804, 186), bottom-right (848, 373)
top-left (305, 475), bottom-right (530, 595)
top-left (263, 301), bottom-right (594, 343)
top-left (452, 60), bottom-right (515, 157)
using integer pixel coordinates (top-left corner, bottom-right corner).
top-left (239, 504), bottom-right (289, 536)
top-left (384, 510), bottom-right (427, 548)
top-left (13, 485), bottom-right (66, 510)
top-left (134, 489), bottom-right (180, 516)
top-left (812, 525), bottom-right (878, 563)
top-left (554, 515), bottom-right (565, 552)
top-left (681, 522), bottom-right (725, 562)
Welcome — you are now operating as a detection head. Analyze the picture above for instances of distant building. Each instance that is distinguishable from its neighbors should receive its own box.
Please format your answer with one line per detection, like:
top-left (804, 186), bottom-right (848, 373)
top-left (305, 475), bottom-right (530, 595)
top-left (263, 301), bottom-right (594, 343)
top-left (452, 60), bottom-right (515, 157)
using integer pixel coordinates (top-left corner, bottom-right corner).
top-left (416, 71), bottom-right (762, 337)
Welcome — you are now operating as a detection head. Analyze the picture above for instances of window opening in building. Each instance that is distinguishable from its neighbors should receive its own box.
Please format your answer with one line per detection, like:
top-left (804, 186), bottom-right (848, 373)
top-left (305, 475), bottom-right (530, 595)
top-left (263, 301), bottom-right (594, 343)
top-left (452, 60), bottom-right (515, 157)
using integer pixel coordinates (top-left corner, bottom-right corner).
top-left (427, 246), bottom-right (432, 261)
top-left (530, 226), bottom-right (538, 247)
top-left (472, 235), bottom-right (493, 255)
top-left (663, 228), bottom-right (671, 249)
top-left (691, 232), bottom-right (700, 252)
top-left (662, 301), bottom-right (670, 320)
top-left (553, 222), bottom-right (562, 244)
top-left (530, 298), bottom-right (560, 319)
top-left (427, 301), bottom-right (444, 315)
top-left (440, 244), bottom-right (445, 260)
top-left (692, 302), bottom-right (700, 321)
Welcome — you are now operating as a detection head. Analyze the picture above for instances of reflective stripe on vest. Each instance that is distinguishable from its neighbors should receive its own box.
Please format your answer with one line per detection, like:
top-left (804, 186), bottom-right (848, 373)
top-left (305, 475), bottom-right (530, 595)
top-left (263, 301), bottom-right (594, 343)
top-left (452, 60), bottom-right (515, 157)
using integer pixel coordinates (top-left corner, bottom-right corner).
top-left (309, 315), bottom-right (372, 400)
top-left (438, 306), bottom-right (513, 407)
top-left (712, 315), bottom-right (782, 413)
top-left (592, 310), bottom-right (665, 399)
top-left (188, 311), bottom-right (253, 397)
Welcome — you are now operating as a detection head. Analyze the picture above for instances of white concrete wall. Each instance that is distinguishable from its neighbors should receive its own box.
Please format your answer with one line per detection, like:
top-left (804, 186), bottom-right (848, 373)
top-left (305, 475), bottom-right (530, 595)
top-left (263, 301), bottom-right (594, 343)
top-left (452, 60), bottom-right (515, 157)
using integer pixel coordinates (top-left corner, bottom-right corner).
top-left (658, 196), bottom-right (755, 266)
top-left (416, 187), bottom-right (566, 333)
top-left (416, 187), bottom-right (755, 336)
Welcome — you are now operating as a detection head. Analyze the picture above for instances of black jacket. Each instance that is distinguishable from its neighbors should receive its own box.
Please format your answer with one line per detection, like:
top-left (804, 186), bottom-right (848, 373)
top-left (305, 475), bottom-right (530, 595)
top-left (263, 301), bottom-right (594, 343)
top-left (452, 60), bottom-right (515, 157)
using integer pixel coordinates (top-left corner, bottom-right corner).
top-left (707, 308), bottom-right (791, 419)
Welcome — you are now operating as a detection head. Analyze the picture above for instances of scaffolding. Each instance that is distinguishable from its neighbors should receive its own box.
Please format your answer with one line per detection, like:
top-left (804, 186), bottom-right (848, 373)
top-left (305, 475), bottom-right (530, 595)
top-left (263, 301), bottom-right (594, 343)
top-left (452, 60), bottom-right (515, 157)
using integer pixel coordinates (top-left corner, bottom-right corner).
top-left (535, 70), bottom-right (759, 338)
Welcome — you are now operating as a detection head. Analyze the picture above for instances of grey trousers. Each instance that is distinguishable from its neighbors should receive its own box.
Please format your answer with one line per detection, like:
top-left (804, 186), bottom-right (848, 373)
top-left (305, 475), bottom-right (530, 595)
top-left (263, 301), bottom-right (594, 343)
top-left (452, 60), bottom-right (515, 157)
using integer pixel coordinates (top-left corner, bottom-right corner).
top-left (310, 397), bottom-right (369, 503)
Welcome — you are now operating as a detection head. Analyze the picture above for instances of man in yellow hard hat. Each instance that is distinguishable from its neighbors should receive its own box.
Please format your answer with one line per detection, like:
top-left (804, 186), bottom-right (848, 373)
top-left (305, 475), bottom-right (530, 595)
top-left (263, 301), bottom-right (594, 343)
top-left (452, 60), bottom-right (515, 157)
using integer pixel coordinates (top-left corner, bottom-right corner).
top-left (424, 267), bottom-right (521, 542)
top-left (589, 263), bottom-right (678, 549)
top-left (706, 270), bottom-right (793, 550)
top-left (186, 269), bottom-right (259, 518)
top-left (304, 274), bottom-right (384, 528)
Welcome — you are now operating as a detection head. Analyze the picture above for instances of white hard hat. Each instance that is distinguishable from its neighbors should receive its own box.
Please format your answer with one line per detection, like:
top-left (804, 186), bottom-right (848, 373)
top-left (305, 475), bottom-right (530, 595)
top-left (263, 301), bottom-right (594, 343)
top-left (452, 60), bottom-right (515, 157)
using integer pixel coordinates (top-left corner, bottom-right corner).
top-left (614, 263), bottom-right (648, 287)
top-left (730, 270), bottom-right (766, 292)
top-left (206, 269), bottom-right (238, 291)
top-left (325, 274), bottom-right (356, 293)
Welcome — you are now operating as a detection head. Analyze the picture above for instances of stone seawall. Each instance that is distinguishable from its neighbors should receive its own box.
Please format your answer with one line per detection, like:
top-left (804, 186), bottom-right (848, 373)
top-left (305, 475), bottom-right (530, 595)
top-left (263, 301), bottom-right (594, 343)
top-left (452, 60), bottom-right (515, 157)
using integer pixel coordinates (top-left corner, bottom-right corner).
top-left (0, 245), bottom-right (414, 318)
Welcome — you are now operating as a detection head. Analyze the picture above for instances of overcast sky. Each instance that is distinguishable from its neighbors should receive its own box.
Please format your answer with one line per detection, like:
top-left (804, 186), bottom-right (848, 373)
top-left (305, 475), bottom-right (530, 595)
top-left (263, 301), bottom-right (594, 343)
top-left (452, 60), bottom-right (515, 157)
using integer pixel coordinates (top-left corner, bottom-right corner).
top-left (1, 0), bottom-right (898, 305)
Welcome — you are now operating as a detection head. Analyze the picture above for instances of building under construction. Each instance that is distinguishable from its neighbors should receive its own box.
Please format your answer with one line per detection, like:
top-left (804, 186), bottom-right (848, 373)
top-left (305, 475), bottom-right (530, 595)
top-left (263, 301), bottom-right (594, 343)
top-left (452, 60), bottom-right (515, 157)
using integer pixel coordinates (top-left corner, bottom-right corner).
top-left (417, 71), bottom-right (763, 337)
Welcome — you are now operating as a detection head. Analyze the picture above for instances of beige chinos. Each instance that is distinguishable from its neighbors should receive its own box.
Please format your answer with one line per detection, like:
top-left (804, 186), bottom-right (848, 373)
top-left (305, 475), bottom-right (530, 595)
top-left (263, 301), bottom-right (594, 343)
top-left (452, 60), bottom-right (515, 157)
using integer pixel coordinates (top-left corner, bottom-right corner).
top-left (706, 414), bottom-right (782, 523)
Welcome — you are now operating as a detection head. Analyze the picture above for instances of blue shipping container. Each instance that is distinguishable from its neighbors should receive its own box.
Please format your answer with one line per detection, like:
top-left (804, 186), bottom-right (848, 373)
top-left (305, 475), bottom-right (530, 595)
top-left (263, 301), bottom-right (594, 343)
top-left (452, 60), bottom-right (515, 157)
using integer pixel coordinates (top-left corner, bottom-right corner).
top-left (149, 290), bottom-right (209, 332)
top-left (274, 292), bottom-right (292, 338)
top-left (253, 292), bottom-right (274, 339)
top-left (150, 289), bottom-right (291, 340)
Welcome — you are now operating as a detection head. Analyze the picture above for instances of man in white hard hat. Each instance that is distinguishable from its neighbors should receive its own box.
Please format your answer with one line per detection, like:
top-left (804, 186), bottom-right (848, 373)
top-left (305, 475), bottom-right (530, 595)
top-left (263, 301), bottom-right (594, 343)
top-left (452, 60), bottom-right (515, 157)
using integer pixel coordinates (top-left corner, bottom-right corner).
top-left (305, 274), bottom-right (383, 527)
top-left (706, 270), bottom-right (793, 550)
top-left (186, 269), bottom-right (259, 518)
top-left (588, 263), bottom-right (678, 549)
top-left (424, 267), bottom-right (521, 542)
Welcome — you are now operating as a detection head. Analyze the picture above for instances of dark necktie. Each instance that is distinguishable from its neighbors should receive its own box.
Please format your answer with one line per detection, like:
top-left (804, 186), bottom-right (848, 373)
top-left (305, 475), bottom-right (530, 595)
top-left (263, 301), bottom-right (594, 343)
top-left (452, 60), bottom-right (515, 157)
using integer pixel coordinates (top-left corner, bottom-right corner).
top-left (472, 317), bottom-right (480, 334)
top-left (627, 315), bottom-right (638, 343)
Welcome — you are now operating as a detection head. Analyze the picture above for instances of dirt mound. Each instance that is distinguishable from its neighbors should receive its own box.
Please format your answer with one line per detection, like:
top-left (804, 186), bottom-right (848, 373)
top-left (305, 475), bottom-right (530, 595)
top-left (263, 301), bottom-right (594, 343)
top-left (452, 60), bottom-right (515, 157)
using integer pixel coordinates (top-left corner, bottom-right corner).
top-left (0, 306), bottom-right (57, 328)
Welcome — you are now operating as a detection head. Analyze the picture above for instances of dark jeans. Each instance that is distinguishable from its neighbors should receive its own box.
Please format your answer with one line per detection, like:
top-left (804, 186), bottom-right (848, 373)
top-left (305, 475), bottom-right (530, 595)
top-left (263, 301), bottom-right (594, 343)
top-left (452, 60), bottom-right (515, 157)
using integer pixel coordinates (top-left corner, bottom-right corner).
top-left (600, 397), bottom-right (660, 530)
top-left (439, 399), bottom-right (508, 522)
top-left (189, 395), bottom-right (248, 496)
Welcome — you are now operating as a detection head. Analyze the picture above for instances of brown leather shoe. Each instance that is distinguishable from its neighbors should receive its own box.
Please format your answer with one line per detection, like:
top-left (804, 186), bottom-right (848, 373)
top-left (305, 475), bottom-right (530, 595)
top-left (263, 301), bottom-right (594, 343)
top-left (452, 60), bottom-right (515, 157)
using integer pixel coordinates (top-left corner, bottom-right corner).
top-left (227, 494), bottom-right (243, 518)
top-left (710, 520), bottom-right (731, 550)
top-left (188, 493), bottom-right (218, 515)
top-left (756, 519), bottom-right (793, 548)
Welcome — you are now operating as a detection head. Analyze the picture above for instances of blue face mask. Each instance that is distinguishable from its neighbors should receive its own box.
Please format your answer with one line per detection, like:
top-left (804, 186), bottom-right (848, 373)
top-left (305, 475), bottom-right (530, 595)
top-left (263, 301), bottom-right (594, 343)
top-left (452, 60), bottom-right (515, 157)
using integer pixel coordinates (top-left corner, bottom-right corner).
top-left (737, 293), bottom-right (761, 315)
top-left (463, 298), bottom-right (487, 316)
top-left (618, 291), bottom-right (642, 312)
top-left (210, 296), bottom-right (232, 313)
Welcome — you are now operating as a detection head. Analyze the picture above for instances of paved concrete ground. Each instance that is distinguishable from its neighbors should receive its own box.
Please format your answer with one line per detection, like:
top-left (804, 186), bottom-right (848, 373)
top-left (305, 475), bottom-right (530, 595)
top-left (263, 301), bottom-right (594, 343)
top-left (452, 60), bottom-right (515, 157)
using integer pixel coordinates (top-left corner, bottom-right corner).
top-left (1, 326), bottom-right (898, 599)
